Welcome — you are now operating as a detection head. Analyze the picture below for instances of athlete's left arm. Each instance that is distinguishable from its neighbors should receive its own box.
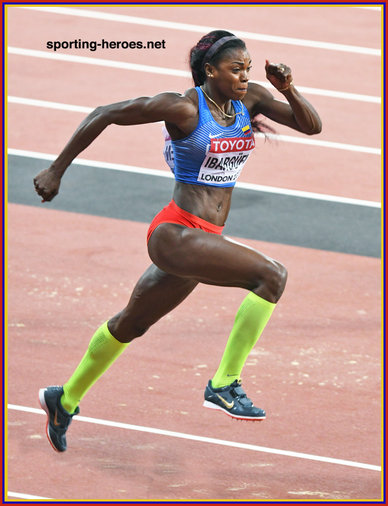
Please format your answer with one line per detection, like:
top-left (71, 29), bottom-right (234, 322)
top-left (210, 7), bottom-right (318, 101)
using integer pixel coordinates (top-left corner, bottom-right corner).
top-left (246, 62), bottom-right (322, 135)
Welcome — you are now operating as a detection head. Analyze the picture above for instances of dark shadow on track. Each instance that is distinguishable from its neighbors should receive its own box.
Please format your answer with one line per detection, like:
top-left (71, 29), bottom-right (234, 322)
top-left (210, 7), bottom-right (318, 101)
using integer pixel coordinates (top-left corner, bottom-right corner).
top-left (8, 154), bottom-right (381, 258)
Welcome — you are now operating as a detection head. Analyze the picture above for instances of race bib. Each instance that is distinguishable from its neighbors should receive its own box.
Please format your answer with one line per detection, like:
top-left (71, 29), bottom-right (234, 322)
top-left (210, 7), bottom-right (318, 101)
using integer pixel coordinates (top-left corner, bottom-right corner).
top-left (197, 136), bottom-right (255, 185)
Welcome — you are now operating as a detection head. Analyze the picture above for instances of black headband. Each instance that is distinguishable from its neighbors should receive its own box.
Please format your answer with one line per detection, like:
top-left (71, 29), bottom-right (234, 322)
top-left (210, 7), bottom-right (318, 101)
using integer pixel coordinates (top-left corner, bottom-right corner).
top-left (203, 35), bottom-right (238, 62)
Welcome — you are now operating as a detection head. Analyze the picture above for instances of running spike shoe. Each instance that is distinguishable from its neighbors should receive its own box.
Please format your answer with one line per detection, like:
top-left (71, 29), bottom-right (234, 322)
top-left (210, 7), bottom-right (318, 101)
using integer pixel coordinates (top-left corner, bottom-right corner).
top-left (203, 379), bottom-right (266, 420)
top-left (39, 386), bottom-right (79, 452)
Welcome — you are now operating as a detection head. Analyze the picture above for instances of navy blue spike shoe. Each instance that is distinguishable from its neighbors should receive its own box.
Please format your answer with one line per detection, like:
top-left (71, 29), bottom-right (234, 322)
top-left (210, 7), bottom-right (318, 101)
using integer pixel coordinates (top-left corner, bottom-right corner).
top-left (203, 379), bottom-right (266, 421)
top-left (39, 386), bottom-right (79, 452)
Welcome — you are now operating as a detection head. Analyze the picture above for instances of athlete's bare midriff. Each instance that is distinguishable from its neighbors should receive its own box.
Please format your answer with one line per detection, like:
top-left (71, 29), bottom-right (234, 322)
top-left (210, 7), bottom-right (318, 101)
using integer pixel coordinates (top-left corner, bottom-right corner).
top-left (172, 181), bottom-right (233, 226)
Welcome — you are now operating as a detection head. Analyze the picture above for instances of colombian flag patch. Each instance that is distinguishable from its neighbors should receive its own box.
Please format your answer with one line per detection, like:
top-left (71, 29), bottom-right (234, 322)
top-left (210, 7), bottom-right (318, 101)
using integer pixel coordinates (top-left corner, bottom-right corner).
top-left (242, 124), bottom-right (251, 135)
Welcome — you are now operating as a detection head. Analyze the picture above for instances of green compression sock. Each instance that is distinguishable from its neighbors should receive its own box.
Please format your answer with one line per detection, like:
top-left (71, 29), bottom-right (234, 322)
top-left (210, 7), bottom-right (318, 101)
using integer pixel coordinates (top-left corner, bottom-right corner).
top-left (211, 292), bottom-right (276, 388)
top-left (60, 321), bottom-right (129, 413)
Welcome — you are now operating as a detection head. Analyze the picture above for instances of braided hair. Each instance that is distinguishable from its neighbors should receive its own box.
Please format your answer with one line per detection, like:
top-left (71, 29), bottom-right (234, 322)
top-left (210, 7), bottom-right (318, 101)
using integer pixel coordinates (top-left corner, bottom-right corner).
top-left (189, 30), bottom-right (274, 135)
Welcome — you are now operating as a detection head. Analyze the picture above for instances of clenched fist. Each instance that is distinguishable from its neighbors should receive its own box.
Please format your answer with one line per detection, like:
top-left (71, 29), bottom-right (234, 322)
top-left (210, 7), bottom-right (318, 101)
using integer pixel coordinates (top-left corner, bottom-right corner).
top-left (265, 60), bottom-right (293, 92)
top-left (33, 168), bottom-right (61, 203)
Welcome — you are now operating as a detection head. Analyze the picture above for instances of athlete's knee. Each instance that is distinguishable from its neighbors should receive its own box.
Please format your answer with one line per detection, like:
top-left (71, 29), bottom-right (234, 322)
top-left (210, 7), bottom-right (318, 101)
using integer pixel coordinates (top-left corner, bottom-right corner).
top-left (271, 261), bottom-right (288, 300)
top-left (252, 260), bottom-right (287, 303)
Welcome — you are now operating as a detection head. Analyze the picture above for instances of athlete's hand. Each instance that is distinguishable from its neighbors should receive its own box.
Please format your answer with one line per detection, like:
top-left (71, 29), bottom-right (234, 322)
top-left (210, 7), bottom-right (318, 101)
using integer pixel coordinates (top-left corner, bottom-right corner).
top-left (265, 60), bottom-right (293, 92)
top-left (33, 168), bottom-right (61, 202)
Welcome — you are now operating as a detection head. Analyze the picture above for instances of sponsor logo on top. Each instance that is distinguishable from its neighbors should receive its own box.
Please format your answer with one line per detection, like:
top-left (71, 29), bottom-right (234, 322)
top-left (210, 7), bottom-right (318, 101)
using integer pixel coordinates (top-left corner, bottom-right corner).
top-left (210, 136), bottom-right (255, 154)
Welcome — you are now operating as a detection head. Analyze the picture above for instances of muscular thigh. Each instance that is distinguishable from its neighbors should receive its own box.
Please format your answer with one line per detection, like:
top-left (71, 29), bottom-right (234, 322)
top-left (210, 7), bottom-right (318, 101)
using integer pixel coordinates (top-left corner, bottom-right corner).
top-left (148, 223), bottom-right (279, 291)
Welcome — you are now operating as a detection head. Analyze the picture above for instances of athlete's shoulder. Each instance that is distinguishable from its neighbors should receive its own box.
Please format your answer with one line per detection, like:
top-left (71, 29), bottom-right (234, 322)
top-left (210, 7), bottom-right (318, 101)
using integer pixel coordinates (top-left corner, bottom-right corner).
top-left (182, 87), bottom-right (200, 107)
top-left (243, 82), bottom-right (274, 116)
top-left (164, 88), bottom-right (200, 137)
top-left (142, 89), bottom-right (197, 129)
top-left (158, 88), bottom-right (197, 105)
top-left (159, 88), bottom-right (198, 116)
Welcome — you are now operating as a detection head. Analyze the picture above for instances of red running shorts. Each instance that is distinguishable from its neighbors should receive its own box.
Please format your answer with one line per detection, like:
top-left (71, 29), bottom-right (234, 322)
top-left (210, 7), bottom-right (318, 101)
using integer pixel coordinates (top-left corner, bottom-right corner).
top-left (147, 199), bottom-right (224, 243)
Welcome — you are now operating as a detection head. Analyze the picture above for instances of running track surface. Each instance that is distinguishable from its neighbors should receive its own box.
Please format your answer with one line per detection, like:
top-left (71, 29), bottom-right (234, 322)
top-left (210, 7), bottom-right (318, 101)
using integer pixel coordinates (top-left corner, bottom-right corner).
top-left (6, 5), bottom-right (382, 501)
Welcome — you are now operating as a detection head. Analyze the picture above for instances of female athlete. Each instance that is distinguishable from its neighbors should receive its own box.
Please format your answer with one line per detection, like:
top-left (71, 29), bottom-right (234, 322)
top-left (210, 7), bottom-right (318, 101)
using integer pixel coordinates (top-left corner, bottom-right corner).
top-left (34, 30), bottom-right (322, 452)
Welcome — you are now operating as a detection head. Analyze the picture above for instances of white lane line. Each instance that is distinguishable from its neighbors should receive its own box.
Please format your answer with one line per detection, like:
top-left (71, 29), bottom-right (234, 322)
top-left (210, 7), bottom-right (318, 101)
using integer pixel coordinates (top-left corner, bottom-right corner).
top-left (7, 148), bottom-right (381, 208)
top-left (8, 96), bottom-right (93, 114)
top-left (7, 97), bottom-right (381, 157)
top-left (282, 85), bottom-right (380, 104)
top-left (235, 181), bottom-right (381, 208)
top-left (8, 147), bottom-right (175, 179)
top-left (17, 5), bottom-right (381, 56)
top-left (8, 404), bottom-right (381, 472)
top-left (264, 133), bottom-right (380, 156)
top-left (7, 47), bottom-right (381, 104)
top-left (7, 492), bottom-right (52, 500)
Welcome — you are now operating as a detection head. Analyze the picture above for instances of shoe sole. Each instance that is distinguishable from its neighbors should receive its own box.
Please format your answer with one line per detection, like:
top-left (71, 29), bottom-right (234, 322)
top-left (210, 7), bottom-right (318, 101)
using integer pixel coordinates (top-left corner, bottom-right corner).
top-left (38, 388), bottom-right (62, 453)
top-left (203, 400), bottom-right (266, 421)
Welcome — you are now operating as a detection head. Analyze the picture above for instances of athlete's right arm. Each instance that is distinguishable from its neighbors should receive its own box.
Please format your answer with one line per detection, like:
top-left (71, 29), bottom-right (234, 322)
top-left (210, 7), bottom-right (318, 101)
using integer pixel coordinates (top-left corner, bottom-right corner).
top-left (33, 93), bottom-right (193, 202)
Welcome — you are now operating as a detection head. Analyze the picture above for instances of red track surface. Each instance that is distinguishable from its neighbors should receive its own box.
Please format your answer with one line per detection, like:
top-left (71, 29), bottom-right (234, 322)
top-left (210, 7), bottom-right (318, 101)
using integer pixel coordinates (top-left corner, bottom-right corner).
top-left (6, 4), bottom-right (382, 501)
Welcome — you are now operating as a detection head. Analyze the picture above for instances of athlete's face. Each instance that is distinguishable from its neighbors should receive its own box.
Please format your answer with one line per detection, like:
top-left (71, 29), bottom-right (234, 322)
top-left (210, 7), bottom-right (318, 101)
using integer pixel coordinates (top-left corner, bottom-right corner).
top-left (211, 48), bottom-right (252, 100)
